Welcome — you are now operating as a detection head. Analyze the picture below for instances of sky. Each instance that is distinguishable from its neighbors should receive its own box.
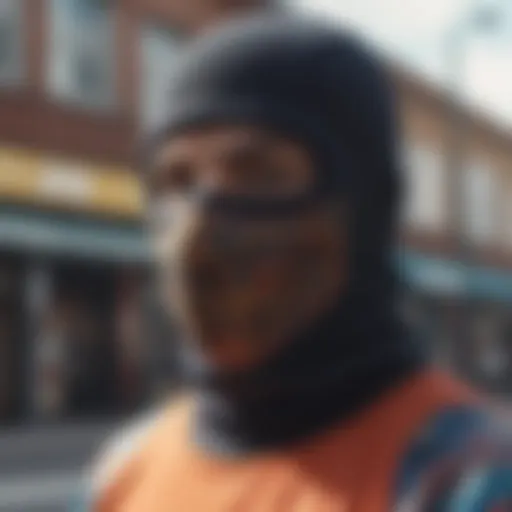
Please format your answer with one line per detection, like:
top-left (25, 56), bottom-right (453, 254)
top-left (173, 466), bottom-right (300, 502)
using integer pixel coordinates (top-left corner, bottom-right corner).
top-left (292, 0), bottom-right (512, 128)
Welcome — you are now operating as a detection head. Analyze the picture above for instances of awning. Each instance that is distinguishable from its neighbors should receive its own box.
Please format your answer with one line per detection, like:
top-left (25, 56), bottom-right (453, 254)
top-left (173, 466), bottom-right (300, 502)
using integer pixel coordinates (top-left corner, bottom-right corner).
top-left (399, 250), bottom-right (512, 303)
top-left (398, 251), bottom-right (467, 297)
top-left (1, 211), bottom-right (511, 301)
top-left (0, 209), bottom-right (149, 263)
top-left (0, 146), bottom-right (143, 219)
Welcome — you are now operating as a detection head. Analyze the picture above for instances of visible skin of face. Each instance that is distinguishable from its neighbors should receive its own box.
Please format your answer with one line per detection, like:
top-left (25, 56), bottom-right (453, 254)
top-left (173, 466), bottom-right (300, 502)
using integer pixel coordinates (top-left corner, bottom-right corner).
top-left (149, 127), bottom-right (314, 202)
top-left (147, 126), bottom-right (346, 371)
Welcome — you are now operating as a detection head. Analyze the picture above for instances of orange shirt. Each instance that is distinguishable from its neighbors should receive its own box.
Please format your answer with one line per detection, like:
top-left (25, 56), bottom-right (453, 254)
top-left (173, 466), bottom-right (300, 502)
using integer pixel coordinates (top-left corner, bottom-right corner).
top-left (93, 370), bottom-right (478, 512)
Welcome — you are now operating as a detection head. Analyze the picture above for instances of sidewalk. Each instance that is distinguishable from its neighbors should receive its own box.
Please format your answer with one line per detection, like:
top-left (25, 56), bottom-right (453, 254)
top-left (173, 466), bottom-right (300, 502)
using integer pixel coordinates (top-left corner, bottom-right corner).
top-left (0, 470), bottom-right (82, 512)
top-left (0, 418), bottom-right (119, 477)
top-left (0, 419), bottom-right (120, 511)
top-left (0, 417), bottom-right (119, 445)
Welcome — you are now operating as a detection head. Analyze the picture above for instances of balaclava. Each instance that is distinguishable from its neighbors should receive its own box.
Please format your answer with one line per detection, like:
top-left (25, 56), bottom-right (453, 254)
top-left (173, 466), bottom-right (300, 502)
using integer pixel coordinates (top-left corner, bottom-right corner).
top-left (146, 14), bottom-right (425, 454)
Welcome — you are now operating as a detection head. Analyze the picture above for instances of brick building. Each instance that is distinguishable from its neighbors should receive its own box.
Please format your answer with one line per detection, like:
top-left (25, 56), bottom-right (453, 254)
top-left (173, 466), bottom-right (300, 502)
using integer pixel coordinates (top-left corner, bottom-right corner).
top-left (397, 72), bottom-right (512, 392)
top-left (0, 0), bottom-right (511, 424)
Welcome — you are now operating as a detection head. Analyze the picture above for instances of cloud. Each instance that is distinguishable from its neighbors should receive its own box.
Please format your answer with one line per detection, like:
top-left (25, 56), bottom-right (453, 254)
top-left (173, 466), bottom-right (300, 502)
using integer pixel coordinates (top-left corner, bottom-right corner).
top-left (466, 40), bottom-right (512, 124)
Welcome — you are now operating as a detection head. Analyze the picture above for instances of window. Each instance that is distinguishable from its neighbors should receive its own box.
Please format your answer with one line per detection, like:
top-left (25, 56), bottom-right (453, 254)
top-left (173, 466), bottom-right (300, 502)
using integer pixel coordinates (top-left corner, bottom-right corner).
top-left (46, 0), bottom-right (116, 109)
top-left (403, 145), bottom-right (447, 231)
top-left (140, 26), bottom-right (180, 129)
top-left (464, 161), bottom-right (496, 244)
top-left (0, 0), bottom-right (24, 85)
top-left (507, 185), bottom-right (512, 247)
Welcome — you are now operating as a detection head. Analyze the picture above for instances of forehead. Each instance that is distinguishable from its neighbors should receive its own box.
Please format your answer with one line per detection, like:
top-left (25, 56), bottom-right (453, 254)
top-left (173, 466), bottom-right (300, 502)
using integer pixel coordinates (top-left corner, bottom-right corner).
top-left (153, 125), bottom-right (307, 164)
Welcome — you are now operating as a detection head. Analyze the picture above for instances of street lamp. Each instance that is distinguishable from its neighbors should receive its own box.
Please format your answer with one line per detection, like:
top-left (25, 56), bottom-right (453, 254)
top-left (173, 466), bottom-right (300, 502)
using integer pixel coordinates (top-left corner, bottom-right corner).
top-left (443, 1), bottom-right (503, 376)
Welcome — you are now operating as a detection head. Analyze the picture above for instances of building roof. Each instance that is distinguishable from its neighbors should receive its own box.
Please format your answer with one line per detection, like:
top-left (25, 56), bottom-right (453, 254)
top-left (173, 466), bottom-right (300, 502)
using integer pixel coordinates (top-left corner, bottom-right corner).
top-left (390, 61), bottom-right (512, 154)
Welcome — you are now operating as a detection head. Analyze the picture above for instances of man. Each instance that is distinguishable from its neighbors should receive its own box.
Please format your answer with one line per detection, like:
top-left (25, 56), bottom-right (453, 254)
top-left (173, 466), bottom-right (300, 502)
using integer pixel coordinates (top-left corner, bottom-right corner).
top-left (83, 14), bottom-right (512, 512)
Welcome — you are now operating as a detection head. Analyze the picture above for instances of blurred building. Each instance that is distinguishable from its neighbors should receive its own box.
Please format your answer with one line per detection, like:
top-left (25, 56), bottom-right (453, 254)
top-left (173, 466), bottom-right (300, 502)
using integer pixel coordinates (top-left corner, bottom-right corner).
top-left (0, 0), bottom-right (511, 425)
top-left (0, 0), bottom-right (183, 423)
top-left (397, 72), bottom-right (512, 393)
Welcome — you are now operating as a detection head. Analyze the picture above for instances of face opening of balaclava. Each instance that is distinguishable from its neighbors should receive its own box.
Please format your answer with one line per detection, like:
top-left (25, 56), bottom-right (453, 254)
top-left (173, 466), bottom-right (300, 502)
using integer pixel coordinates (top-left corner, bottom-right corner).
top-left (144, 13), bottom-right (426, 455)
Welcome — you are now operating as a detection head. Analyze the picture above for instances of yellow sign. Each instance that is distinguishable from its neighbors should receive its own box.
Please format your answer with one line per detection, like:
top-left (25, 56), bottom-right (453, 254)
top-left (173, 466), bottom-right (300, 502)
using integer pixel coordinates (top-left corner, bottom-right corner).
top-left (0, 147), bottom-right (144, 219)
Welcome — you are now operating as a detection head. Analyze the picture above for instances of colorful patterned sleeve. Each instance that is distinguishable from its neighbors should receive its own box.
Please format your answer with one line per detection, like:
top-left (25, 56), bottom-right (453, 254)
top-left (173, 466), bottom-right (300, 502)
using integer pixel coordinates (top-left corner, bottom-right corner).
top-left (396, 406), bottom-right (512, 512)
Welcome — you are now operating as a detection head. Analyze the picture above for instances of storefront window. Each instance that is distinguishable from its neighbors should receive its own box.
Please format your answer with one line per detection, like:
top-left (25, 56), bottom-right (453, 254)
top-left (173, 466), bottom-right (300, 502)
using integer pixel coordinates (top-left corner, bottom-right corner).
top-left (0, 247), bottom-right (148, 424)
top-left (26, 261), bottom-right (124, 421)
top-left (32, 306), bottom-right (70, 420)
top-left (455, 303), bottom-right (508, 395)
top-left (46, 0), bottom-right (116, 109)
top-left (400, 290), bottom-right (461, 372)
top-left (0, 254), bottom-right (25, 424)
top-left (115, 269), bottom-right (147, 412)
top-left (56, 263), bottom-right (118, 417)
top-left (503, 315), bottom-right (512, 393)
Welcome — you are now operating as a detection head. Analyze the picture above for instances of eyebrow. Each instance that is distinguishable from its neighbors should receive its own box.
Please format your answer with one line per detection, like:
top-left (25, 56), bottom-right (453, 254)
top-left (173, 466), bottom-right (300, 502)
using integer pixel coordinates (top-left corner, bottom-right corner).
top-left (154, 143), bottom-right (191, 168)
top-left (151, 131), bottom-right (279, 172)
top-left (221, 133), bottom-right (276, 158)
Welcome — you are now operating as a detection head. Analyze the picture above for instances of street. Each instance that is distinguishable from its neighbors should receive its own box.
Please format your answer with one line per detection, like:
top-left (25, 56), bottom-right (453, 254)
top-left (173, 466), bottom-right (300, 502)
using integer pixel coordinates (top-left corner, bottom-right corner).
top-left (0, 421), bottom-right (117, 512)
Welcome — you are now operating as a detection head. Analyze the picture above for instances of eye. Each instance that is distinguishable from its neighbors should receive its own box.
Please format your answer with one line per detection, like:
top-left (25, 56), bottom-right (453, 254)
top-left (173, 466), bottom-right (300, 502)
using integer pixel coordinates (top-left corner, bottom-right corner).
top-left (149, 161), bottom-right (196, 199)
top-left (220, 137), bottom-right (314, 197)
top-left (169, 162), bottom-right (195, 192)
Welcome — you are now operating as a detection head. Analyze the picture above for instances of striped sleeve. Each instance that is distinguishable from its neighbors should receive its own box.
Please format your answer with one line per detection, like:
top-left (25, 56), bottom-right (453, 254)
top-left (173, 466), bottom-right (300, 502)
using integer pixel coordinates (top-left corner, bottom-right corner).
top-left (396, 406), bottom-right (512, 512)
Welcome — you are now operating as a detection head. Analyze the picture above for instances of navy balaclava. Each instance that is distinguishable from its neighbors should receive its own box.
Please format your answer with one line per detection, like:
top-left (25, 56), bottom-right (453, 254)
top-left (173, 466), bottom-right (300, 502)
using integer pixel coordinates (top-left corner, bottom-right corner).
top-left (147, 14), bottom-right (425, 454)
